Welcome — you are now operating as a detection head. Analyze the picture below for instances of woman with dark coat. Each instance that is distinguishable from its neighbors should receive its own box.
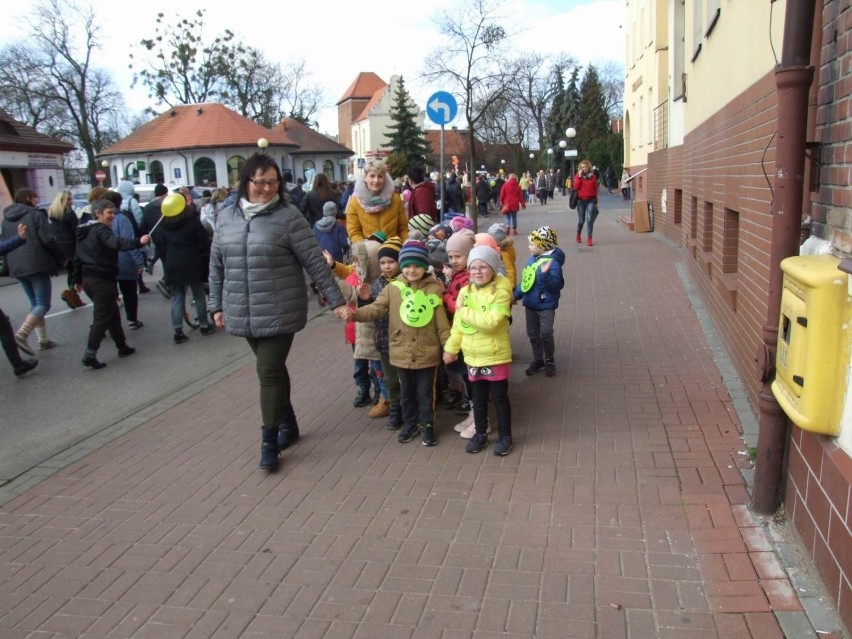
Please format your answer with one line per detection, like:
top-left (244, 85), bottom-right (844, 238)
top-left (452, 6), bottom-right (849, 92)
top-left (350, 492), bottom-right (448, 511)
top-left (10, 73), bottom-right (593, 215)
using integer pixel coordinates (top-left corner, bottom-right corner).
top-left (0, 223), bottom-right (38, 376)
top-left (299, 173), bottom-right (339, 227)
top-left (46, 191), bottom-right (83, 309)
top-left (152, 197), bottom-right (213, 344)
top-left (209, 153), bottom-right (348, 472)
top-left (73, 199), bottom-right (150, 369)
top-left (1, 188), bottom-right (66, 355)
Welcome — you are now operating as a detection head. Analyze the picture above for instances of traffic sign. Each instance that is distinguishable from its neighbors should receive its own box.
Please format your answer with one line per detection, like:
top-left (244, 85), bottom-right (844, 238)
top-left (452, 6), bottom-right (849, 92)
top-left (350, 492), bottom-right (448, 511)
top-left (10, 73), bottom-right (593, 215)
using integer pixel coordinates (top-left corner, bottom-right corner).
top-left (95, 170), bottom-right (106, 181)
top-left (426, 91), bottom-right (458, 126)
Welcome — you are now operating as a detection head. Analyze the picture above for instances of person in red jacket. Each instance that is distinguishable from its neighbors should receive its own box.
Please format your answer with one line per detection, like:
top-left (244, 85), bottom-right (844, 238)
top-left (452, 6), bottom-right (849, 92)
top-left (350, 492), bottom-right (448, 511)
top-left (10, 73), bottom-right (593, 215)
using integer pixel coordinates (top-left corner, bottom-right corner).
top-left (573, 159), bottom-right (599, 246)
top-left (498, 173), bottom-right (526, 235)
top-left (405, 166), bottom-right (439, 224)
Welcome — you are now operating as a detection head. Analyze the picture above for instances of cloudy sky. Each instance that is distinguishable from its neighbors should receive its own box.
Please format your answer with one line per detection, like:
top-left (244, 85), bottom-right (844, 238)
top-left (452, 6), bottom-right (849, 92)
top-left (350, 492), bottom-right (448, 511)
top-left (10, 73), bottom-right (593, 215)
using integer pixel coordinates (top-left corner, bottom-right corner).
top-left (0, 0), bottom-right (625, 135)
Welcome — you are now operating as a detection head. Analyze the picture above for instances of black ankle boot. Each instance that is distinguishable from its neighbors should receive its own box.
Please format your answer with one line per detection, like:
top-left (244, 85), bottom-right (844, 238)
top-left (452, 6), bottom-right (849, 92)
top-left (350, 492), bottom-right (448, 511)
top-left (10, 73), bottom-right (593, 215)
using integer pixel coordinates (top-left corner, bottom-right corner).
top-left (82, 353), bottom-right (106, 369)
top-left (277, 422), bottom-right (300, 450)
top-left (353, 386), bottom-right (371, 407)
top-left (259, 426), bottom-right (280, 471)
top-left (14, 358), bottom-right (38, 377)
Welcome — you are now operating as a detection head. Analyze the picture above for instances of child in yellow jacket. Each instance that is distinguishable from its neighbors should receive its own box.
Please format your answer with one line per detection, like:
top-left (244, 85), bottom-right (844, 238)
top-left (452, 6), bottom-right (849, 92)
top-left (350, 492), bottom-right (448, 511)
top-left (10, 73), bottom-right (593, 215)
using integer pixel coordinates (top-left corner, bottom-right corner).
top-left (443, 245), bottom-right (514, 456)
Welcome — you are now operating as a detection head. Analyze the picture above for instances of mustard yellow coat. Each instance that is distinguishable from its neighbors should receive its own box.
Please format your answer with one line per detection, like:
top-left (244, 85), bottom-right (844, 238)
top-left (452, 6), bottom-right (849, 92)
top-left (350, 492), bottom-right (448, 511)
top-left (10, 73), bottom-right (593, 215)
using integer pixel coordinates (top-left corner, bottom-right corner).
top-left (345, 193), bottom-right (409, 243)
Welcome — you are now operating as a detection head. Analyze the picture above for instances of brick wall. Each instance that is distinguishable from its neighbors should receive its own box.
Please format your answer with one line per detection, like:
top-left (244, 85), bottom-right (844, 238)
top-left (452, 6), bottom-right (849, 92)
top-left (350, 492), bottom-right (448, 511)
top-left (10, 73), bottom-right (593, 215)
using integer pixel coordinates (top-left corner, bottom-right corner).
top-left (678, 70), bottom-right (779, 406)
top-left (811, 0), bottom-right (852, 256)
top-left (786, 430), bottom-right (852, 630)
top-left (784, 0), bottom-right (852, 629)
top-left (647, 146), bottom-right (684, 244)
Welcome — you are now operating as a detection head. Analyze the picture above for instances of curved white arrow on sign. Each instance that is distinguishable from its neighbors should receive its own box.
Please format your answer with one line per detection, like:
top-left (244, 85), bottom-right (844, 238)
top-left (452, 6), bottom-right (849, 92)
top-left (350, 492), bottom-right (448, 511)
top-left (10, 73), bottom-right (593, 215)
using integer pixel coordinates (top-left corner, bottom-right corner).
top-left (429, 98), bottom-right (451, 121)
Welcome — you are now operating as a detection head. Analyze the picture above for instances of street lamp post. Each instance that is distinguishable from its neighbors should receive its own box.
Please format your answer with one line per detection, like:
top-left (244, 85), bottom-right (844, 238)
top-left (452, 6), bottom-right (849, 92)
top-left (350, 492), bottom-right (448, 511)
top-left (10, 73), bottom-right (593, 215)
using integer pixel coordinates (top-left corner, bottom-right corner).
top-left (565, 127), bottom-right (577, 183)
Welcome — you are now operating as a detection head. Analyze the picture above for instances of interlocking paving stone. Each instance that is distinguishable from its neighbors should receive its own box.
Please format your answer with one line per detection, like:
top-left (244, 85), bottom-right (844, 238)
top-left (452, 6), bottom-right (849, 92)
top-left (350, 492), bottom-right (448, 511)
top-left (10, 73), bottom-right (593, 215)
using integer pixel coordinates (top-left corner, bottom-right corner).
top-left (0, 200), bottom-right (837, 637)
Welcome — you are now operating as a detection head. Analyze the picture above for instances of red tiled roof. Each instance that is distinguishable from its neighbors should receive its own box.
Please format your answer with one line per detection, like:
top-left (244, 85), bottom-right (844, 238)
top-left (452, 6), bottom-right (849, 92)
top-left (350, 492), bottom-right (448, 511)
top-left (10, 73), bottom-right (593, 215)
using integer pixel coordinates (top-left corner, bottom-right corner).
top-left (100, 104), bottom-right (296, 155)
top-left (270, 118), bottom-right (354, 155)
top-left (0, 110), bottom-right (75, 154)
top-left (355, 85), bottom-right (390, 123)
top-left (336, 72), bottom-right (387, 106)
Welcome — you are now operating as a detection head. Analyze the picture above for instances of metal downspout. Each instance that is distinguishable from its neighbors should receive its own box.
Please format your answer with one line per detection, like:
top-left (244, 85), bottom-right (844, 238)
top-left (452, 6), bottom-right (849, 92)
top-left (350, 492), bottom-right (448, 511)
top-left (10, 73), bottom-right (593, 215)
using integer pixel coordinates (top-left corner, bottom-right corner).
top-left (751, 0), bottom-right (817, 514)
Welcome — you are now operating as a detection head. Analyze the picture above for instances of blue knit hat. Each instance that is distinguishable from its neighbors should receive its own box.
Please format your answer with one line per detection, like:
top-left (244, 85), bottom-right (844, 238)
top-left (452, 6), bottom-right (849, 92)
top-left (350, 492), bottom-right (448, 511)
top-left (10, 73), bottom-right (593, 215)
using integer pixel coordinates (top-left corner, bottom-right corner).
top-left (399, 240), bottom-right (430, 270)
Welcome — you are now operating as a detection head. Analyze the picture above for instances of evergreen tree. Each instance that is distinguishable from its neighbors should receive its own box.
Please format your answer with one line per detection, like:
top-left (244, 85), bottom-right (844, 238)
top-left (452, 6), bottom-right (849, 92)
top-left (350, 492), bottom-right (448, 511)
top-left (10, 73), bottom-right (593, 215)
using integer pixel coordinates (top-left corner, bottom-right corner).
top-left (575, 65), bottom-right (610, 166)
top-left (382, 76), bottom-right (428, 177)
top-left (564, 68), bottom-right (581, 132)
top-left (545, 71), bottom-right (566, 150)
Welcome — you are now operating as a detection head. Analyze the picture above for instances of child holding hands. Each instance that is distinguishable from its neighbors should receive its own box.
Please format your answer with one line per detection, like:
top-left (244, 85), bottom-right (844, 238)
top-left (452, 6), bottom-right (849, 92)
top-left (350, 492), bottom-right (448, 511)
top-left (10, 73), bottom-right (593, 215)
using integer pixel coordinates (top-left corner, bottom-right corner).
top-left (443, 246), bottom-right (514, 455)
top-left (349, 240), bottom-right (450, 446)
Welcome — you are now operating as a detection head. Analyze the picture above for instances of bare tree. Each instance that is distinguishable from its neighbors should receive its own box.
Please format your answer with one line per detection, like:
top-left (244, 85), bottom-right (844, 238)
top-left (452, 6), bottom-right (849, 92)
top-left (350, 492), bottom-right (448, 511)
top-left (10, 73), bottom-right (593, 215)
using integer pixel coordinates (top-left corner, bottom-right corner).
top-left (599, 61), bottom-right (625, 119)
top-left (130, 9), bottom-right (235, 107)
top-left (279, 59), bottom-right (326, 128)
top-left (0, 0), bottom-right (127, 183)
top-left (421, 0), bottom-right (513, 225)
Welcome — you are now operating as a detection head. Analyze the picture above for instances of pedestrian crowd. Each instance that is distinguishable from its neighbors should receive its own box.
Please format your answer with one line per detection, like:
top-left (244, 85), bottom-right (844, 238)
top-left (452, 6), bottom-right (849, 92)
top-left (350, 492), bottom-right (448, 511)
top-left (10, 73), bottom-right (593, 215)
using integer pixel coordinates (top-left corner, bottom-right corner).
top-left (1, 153), bottom-right (617, 471)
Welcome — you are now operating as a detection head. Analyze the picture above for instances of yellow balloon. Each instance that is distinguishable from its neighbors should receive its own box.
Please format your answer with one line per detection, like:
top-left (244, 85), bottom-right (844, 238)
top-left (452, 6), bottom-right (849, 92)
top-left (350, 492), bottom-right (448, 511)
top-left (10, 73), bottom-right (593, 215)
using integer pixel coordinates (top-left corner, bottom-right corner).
top-left (161, 193), bottom-right (186, 217)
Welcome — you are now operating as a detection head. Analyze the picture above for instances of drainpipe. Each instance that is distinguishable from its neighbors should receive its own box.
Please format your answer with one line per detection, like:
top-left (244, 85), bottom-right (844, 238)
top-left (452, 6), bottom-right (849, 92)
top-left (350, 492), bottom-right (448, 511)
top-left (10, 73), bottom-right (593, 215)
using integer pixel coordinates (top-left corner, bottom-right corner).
top-left (751, 0), bottom-right (817, 514)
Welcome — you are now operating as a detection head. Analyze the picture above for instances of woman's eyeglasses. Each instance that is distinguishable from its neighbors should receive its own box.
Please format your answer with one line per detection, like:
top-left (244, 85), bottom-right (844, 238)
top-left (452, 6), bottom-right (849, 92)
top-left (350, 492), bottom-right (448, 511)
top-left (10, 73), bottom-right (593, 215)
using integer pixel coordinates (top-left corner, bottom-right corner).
top-left (249, 179), bottom-right (279, 188)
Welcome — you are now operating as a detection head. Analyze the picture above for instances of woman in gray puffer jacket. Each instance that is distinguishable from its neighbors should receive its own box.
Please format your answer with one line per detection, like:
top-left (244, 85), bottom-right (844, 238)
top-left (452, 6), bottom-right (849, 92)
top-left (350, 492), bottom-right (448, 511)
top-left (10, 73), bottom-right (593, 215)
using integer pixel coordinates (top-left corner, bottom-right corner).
top-left (209, 154), bottom-right (349, 472)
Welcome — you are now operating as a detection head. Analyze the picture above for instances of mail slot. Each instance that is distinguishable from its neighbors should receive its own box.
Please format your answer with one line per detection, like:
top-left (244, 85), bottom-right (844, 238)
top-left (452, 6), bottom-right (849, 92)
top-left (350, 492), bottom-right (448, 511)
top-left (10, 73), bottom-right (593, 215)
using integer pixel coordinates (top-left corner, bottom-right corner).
top-left (771, 255), bottom-right (851, 435)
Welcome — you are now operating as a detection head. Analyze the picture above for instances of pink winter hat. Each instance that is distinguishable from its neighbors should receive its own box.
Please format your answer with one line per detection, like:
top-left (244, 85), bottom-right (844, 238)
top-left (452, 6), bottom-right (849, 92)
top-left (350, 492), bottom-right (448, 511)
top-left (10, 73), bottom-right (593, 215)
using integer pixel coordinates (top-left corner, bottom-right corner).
top-left (449, 215), bottom-right (474, 233)
top-left (446, 229), bottom-right (475, 256)
top-left (474, 232), bottom-right (501, 252)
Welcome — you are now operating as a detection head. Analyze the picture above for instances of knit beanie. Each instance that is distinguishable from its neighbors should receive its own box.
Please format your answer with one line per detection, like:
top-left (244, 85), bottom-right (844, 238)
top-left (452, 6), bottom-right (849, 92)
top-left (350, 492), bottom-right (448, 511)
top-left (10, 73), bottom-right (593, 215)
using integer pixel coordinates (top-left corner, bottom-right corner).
top-left (467, 246), bottom-right (502, 275)
top-left (430, 222), bottom-right (453, 239)
top-left (323, 201), bottom-right (338, 217)
top-left (367, 230), bottom-right (388, 243)
top-left (449, 215), bottom-right (474, 233)
top-left (378, 236), bottom-right (403, 262)
top-left (474, 232), bottom-right (500, 252)
top-left (446, 229), bottom-right (475, 256)
top-left (398, 240), bottom-right (430, 269)
top-left (409, 213), bottom-right (433, 236)
top-left (487, 223), bottom-right (508, 244)
top-left (529, 226), bottom-right (558, 252)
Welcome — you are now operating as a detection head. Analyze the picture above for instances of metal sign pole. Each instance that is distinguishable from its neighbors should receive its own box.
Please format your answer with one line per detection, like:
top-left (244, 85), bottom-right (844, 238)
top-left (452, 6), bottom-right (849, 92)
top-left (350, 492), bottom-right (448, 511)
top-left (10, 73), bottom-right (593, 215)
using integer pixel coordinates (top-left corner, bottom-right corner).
top-left (439, 124), bottom-right (445, 220)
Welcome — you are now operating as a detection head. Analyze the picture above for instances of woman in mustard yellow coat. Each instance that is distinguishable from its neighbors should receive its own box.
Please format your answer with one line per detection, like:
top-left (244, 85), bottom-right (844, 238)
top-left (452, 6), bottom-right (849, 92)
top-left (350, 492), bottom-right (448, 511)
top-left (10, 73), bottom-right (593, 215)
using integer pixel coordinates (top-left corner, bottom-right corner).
top-left (345, 160), bottom-right (409, 243)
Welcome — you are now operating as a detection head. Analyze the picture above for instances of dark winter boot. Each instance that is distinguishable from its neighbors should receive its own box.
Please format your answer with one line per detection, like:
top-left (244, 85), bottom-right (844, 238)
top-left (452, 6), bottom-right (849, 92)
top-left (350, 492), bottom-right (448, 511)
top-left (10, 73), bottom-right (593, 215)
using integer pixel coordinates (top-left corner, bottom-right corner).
top-left (276, 403), bottom-right (299, 451)
top-left (259, 426), bottom-right (280, 471)
top-left (353, 385), bottom-right (371, 407)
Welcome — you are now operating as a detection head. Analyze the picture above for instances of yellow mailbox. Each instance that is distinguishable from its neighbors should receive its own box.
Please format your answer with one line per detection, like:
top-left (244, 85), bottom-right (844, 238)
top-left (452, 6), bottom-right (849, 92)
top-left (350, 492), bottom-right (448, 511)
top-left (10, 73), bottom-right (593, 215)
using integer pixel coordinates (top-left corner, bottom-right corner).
top-left (772, 255), bottom-right (851, 435)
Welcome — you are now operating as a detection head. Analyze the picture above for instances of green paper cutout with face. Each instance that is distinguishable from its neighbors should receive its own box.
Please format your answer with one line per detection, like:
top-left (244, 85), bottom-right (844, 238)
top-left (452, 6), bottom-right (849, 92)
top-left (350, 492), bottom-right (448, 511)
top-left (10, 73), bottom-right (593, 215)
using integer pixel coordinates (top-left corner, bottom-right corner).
top-left (520, 257), bottom-right (552, 293)
top-left (393, 281), bottom-right (441, 327)
top-left (458, 292), bottom-right (477, 334)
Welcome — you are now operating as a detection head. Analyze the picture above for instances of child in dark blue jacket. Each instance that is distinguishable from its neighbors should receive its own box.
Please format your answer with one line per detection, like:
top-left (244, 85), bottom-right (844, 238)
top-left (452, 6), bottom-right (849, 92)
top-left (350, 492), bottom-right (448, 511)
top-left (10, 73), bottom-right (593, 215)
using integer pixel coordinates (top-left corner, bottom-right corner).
top-left (0, 224), bottom-right (38, 376)
top-left (514, 226), bottom-right (565, 377)
top-left (312, 201), bottom-right (349, 264)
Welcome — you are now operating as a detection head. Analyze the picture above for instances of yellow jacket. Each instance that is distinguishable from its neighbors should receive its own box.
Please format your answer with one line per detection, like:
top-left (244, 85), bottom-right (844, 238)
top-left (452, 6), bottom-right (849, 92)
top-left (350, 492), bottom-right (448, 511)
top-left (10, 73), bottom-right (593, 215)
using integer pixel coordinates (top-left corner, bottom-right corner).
top-left (345, 193), bottom-right (409, 243)
top-left (445, 274), bottom-right (513, 367)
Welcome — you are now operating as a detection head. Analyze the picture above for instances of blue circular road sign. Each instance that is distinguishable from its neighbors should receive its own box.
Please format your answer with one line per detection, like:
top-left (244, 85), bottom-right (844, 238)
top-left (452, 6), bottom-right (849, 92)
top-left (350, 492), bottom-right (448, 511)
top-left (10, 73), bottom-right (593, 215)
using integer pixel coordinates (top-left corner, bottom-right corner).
top-left (426, 91), bottom-right (458, 126)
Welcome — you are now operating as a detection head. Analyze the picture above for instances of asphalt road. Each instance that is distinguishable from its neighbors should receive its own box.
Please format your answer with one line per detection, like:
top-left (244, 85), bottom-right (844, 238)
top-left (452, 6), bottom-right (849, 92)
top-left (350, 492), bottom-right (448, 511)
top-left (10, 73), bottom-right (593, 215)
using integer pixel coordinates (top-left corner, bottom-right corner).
top-left (0, 264), bottom-right (329, 484)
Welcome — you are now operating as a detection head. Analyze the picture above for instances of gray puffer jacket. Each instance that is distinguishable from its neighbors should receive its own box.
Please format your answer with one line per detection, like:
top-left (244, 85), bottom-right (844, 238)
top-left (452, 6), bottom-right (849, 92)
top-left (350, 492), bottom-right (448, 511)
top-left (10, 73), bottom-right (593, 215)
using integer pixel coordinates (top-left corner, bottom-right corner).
top-left (209, 199), bottom-right (345, 338)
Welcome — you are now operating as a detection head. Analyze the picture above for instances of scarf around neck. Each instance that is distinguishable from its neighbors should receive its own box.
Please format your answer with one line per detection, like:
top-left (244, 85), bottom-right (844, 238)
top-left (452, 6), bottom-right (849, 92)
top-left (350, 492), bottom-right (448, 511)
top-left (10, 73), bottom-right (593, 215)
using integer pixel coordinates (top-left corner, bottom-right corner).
top-left (240, 194), bottom-right (280, 221)
top-left (354, 176), bottom-right (394, 213)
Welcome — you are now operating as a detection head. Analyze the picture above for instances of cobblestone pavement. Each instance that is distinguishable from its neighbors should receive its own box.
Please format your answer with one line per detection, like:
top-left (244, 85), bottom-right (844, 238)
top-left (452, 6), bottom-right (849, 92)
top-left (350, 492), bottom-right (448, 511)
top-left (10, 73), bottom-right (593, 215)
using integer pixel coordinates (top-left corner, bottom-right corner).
top-left (0, 195), bottom-right (844, 638)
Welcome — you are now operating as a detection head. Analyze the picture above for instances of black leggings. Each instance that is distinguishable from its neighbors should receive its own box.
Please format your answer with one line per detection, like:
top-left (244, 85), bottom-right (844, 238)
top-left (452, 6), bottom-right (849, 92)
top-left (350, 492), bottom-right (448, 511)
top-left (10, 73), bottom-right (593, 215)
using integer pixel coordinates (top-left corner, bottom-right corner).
top-left (117, 279), bottom-right (139, 322)
top-left (246, 333), bottom-right (295, 428)
top-left (472, 379), bottom-right (511, 437)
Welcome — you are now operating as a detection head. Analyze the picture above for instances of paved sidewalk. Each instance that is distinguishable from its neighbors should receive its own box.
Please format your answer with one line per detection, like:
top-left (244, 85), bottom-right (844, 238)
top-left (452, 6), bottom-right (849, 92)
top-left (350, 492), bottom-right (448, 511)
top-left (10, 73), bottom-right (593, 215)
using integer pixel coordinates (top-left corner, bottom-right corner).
top-left (0, 196), bottom-right (844, 637)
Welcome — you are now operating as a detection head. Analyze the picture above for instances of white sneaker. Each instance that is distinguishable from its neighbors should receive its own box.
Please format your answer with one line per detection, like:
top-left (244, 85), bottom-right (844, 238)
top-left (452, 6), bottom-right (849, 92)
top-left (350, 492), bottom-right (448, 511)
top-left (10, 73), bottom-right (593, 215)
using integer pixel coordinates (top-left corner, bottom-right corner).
top-left (454, 415), bottom-right (473, 433)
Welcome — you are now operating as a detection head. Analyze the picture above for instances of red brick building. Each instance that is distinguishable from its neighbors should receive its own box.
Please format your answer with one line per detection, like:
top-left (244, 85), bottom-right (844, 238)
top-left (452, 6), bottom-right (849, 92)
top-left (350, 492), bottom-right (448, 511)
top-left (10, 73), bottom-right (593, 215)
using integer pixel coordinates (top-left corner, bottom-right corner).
top-left (628, 1), bottom-right (851, 627)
